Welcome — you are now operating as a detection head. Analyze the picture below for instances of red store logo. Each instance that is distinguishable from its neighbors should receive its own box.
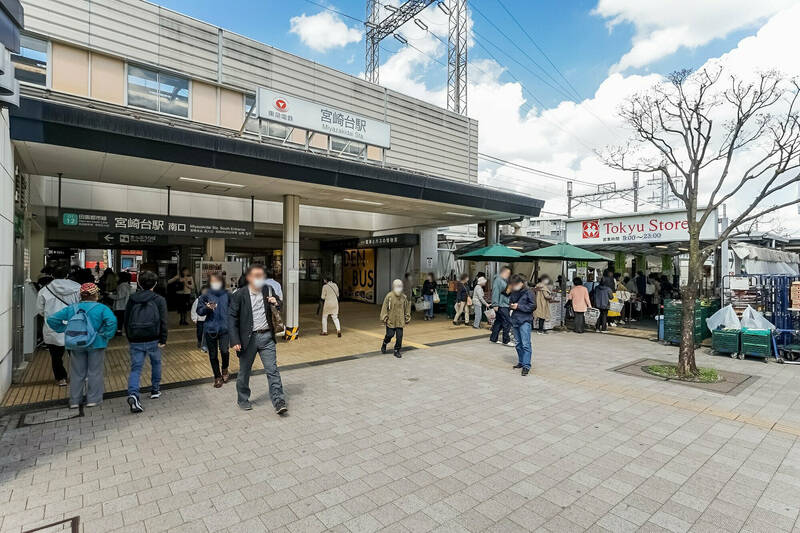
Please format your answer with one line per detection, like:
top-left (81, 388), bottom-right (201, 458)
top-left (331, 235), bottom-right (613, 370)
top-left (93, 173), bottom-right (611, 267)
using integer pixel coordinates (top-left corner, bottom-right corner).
top-left (273, 98), bottom-right (288, 112)
top-left (582, 220), bottom-right (600, 239)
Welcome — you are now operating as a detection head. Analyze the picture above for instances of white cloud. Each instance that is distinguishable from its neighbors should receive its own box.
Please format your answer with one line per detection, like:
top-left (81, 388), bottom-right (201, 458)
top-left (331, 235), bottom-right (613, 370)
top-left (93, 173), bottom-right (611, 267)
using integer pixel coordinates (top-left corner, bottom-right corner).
top-left (289, 10), bottom-right (361, 53)
top-left (374, 3), bottom-right (800, 229)
top-left (594, 0), bottom-right (795, 72)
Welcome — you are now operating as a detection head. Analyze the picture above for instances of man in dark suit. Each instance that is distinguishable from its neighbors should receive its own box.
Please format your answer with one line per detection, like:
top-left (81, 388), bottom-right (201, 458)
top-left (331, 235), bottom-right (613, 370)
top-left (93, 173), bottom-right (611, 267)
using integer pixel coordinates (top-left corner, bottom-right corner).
top-left (229, 263), bottom-right (287, 414)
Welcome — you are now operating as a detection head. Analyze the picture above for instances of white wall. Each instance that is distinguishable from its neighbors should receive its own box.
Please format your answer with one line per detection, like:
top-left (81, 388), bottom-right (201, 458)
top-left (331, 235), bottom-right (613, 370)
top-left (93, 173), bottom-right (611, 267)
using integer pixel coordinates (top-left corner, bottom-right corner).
top-left (0, 109), bottom-right (14, 400)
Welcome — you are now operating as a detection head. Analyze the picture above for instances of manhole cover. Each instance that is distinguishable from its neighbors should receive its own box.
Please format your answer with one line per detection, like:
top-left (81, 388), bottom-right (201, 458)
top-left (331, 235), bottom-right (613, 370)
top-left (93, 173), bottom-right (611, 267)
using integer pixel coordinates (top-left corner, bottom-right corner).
top-left (610, 358), bottom-right (756, 395)
top-left (19, 407), bottom-right (81, 427)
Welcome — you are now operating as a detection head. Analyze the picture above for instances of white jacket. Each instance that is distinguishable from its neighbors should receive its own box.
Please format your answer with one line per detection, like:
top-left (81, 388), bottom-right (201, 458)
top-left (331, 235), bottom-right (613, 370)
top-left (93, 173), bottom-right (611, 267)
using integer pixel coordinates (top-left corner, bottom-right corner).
top-left (36, 279), bottom-right (81, 345)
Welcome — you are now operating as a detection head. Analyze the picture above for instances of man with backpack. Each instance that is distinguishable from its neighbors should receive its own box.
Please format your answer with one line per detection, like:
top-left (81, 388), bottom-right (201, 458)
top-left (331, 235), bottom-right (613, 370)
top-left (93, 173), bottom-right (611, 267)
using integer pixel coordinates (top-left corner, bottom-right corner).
top-left (46, 283), bottom-right (117, 408)
top-left (124, 270), bottom-right (168, 413)
top-left (36, 266), bottom-right (80, 386)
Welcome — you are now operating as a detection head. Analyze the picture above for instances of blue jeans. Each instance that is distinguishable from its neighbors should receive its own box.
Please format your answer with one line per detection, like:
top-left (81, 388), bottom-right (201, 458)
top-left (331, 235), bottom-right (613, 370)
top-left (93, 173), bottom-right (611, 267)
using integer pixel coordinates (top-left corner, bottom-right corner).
top-left (424, 294), bottom-right (434, 318)
top-left (512, 322), bottom-right (532, 369)
top-left (127, 340), bottom-right (162, 398)
top-left (473, 304), bottom-right (483, 328)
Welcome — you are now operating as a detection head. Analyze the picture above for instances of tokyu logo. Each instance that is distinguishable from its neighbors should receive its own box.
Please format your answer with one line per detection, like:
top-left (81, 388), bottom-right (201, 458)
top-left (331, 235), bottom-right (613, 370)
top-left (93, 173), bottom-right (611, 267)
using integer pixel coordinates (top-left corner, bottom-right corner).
top-left (273, 98), bottom-right (288, 112)
top-left (582, 219), bottom-right (600, 239)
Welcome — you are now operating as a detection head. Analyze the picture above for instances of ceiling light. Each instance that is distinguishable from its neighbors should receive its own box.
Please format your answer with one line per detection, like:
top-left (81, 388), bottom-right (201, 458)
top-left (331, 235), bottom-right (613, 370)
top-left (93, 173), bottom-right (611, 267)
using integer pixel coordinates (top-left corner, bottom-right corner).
top-left (445, 211), bottom-right (474, 217)
top-left (655, 245), bottom-right (669, 249)
top-left (343, 198), bottom-right (384, 206)
top-left (178, 176), bottom-right (245, 188)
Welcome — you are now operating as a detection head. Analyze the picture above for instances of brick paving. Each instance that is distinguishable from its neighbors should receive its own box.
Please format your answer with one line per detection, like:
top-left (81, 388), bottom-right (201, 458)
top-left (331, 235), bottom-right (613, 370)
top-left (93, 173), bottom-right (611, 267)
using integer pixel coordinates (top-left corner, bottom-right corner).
top-left (2, 332), bottom-right (800, 532)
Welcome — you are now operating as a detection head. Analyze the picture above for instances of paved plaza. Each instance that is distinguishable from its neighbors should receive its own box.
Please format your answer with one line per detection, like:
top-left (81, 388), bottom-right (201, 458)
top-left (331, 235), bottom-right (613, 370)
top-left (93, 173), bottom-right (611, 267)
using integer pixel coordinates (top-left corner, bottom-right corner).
top-left (2, 332), bottom-right (800, 533)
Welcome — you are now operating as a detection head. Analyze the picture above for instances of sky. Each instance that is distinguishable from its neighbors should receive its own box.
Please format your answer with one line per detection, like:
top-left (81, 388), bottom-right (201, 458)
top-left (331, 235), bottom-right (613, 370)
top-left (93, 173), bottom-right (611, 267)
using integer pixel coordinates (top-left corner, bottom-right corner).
top-left (155, 0), bottom-right (800, 229)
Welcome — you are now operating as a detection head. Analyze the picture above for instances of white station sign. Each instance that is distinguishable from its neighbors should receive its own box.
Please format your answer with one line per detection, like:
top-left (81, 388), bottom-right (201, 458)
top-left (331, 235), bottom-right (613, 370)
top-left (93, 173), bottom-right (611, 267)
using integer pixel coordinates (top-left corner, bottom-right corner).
top-left (566, 210), bottom-right (718, 245)
top-left (256, 87), bottom-right (391, 148)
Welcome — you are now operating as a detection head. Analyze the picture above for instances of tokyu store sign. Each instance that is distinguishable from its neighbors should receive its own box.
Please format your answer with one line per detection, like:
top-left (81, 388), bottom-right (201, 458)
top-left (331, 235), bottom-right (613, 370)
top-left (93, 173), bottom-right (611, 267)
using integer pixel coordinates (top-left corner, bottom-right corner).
top-left (566, 209), bottom-right (718, 245)
top-left (257, 87), bottom-right (391, 148)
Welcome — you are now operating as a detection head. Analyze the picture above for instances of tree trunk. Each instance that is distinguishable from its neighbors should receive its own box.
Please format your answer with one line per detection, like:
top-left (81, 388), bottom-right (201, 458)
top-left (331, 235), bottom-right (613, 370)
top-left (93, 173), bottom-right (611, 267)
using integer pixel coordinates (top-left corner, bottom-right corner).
top-left (678, 234), bottom-right (701, 377)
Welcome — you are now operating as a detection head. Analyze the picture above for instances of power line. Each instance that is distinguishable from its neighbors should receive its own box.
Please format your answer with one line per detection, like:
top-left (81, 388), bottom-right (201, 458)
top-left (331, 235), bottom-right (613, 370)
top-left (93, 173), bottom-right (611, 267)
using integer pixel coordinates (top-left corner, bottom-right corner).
top-left (470, 3), bottom-right (576, 102)
top-left (300, 0), bottom-right (364, 24)
top-left (495, 0), bottom-right (583, 102)
top-left (478, 153), bottom-right (598, 188)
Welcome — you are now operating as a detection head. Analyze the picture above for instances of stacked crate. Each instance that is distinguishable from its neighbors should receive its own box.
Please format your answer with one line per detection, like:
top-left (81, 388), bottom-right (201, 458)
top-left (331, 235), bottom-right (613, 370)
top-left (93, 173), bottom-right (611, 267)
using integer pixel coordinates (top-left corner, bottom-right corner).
top-left (663, 299), bottom-right (719, 344)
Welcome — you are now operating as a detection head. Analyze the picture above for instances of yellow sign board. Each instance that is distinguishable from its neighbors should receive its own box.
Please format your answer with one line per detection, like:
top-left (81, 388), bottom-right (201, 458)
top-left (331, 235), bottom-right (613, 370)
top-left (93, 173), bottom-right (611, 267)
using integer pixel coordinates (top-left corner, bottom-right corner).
top-left (342, 248), bottom-right (375, 303)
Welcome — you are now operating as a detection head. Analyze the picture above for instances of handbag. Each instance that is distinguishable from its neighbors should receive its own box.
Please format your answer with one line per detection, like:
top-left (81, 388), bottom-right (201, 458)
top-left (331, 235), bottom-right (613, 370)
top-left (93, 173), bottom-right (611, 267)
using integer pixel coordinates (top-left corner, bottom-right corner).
top-left (432, 292), bottom-right (440, 304)
top-left (564, 300), bottom-right (575, 319)
top-left (466, 295), bottom-right (473, 306)
top-left (264, 285), bottom-right (285, 336)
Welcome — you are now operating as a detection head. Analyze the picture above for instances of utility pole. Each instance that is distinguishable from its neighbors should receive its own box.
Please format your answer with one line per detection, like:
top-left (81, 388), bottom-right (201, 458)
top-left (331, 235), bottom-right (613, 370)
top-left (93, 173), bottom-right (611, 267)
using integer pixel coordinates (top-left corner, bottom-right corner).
top-left (446, 0), bottom-right (467, 114)
top-left (365, 0), bottom-right (468, 115)
top-left (567, 181), bottom-right (573, 218)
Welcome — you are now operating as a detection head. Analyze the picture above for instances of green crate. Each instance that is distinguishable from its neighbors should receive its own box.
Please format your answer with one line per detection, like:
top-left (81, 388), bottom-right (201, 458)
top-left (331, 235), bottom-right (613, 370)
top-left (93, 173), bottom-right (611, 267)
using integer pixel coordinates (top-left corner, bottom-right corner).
top-left (712, 329), bottom-right (740, 353)
top-left (740, 328), bottom-right (772, 357)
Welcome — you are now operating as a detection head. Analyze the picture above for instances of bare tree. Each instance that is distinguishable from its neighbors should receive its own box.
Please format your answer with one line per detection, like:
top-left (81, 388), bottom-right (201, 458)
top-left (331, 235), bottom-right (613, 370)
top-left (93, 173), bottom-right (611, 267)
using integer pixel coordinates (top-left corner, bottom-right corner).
top-left (604, 68), bottom-right (800, 376)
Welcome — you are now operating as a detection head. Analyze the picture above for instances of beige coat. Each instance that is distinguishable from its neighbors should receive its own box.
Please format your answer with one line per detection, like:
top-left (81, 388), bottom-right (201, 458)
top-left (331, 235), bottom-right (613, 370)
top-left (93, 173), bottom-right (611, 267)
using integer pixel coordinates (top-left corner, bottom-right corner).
top-left (533, 283), bottom-right (552, 320)
top-left (320, 281), bottom-right (340, 315)
top-left (380, 291), bottom-right (411, 328)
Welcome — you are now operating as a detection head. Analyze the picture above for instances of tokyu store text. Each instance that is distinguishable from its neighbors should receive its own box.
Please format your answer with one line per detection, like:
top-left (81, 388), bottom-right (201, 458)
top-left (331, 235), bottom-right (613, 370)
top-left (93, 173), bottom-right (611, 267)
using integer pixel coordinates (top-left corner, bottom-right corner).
top-left (566, 209), bottom-right (720, 287)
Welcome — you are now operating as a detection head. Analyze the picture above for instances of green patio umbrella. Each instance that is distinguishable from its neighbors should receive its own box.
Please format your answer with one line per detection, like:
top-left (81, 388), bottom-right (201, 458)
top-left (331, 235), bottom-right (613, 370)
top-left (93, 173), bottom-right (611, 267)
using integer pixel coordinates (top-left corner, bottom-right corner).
top-left (458, 243), bottom-right (524, 262)
top-left (523, 242), bottom-right (608, 328)
top-left (521, 242), bottom-right (607, 261)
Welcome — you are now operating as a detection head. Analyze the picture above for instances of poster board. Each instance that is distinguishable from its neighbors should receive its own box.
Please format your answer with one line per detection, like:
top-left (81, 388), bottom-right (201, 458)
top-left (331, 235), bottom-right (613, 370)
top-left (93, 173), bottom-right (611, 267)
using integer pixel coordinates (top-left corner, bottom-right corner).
top-left (197, 261), bottom-right (244, 292)
top-left (342, 248), bottom-right (375, 303)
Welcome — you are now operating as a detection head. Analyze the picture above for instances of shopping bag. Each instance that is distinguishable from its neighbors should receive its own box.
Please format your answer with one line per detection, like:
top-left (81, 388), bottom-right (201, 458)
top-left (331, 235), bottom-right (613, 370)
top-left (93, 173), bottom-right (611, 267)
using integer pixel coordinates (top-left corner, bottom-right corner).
top-left (585, 308), bottom-right (600, 327)
top-left (609, 300), bottom-right (624, 313)
top-left (484, 307), bottom-right (496, 324)
top-left (417, 297), bottom-right (431, 310)
top-left (433, 292), bottom-right (440, 304)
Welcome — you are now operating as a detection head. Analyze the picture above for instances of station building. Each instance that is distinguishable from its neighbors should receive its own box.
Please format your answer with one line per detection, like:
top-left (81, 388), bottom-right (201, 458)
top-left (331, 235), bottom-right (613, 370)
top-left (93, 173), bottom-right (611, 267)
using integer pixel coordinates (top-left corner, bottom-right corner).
top-left (0, 0), bottom-right (543, 401)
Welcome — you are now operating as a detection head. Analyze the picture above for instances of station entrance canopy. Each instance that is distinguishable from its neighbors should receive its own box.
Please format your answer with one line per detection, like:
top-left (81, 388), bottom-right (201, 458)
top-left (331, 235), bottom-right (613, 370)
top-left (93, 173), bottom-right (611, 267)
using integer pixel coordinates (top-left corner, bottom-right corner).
top-left (565, 208), bottom-right (719, 254)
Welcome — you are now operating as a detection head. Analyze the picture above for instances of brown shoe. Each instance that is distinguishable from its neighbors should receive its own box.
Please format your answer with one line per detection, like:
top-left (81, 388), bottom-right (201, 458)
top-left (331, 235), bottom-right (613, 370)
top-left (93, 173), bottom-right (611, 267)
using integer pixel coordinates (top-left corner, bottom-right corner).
top-left (320, 332), bottom-right (328, 336)
top-left (214, 377), bottom-right (223, 388)
top-left (337, 331), bottom-right (342, 338)
top-left (221, 369), bottom-right (229, 383)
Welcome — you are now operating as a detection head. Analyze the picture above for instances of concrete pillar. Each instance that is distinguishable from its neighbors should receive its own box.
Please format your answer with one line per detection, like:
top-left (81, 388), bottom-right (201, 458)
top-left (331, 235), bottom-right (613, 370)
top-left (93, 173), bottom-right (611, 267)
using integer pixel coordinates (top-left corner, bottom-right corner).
top-left (205, 238), bottom-right (226, 261)
top-left (283, 195), bottom-right (300, 332)
top-left (0, 109), bottom-right (15, 402)
top-left (418, 228), bottom-right (438, 277)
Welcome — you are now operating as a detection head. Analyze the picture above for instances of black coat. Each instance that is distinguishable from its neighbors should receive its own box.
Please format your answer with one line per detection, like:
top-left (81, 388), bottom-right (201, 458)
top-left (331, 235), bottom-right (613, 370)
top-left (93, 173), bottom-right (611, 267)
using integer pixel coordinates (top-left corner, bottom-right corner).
top-left (228, 285), bottom-right (282, 350)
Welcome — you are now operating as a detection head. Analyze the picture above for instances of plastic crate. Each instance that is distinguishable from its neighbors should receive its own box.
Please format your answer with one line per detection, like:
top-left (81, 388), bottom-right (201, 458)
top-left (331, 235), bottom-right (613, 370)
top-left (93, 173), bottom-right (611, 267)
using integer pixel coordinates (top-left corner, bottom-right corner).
top-left (740, 328), bottom-right (772, 357)
top-left (712, 329), bottom-right (740, 353)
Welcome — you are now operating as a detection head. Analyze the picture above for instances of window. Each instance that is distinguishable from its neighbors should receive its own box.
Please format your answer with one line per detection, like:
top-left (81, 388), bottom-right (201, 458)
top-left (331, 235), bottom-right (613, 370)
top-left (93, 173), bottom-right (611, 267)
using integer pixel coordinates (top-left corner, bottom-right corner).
top-left (331, 137), bottom-right (366, 159)
top-left (127, 65), bottom-right (189, 117)
top-left (12, 34), bottom-right (47, 86)
top-left (244, 94), bottom-right (258, 133)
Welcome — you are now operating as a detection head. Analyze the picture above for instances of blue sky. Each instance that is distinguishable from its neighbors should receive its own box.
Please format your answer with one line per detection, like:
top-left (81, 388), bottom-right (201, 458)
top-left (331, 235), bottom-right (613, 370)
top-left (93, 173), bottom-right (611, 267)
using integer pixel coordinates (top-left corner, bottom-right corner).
top-left (152, 0), bottom-right (758, 109)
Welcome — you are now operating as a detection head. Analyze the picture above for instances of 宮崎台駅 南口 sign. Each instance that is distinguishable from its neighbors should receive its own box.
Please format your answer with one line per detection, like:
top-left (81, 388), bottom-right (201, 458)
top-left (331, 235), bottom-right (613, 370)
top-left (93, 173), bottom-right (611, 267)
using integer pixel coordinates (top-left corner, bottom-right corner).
top-left (257, 87), bottom-right (391, 149)
top-left (59, 209), bottom-right (254, 239)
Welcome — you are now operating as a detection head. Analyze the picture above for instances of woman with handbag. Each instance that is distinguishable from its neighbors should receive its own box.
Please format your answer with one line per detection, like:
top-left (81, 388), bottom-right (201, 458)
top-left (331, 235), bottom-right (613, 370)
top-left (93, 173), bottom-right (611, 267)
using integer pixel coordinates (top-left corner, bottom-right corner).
top-left (421, 272), bottom-right (437, 321)
top-left (319, 275), bottom-right (341, 337)
top-left (472, 276), bottom-right (490, 329)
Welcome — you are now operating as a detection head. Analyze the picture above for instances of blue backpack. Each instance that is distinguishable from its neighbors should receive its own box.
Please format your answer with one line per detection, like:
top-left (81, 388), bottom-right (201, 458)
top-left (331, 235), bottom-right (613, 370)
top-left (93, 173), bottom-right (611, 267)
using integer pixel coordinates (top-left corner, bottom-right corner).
top-left (64, 304), bottom-right (98, 350)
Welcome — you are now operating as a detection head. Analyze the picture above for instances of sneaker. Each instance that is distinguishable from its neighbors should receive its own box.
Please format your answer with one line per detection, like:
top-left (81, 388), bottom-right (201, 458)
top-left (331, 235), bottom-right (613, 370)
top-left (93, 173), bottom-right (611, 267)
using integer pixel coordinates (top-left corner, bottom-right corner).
top-left (381, 343), bottom-right (387, 354)
top-left (502, 341), bottom-right (516, 348)
top-left (239, 402), bottom-right (253, 411)
top-left (214, 377), bottom-right (223, 388)
top-left (127, 395), bottom-right (143, 413)
top-left (201, 346), bottom-right (208, 353)
top-left (69, 404), bottom-right (79, 409)
top-left (521, 368), bottom-right (530, 376)
top-left (512, 363), bottom-right (523, 369)
top-left (275, 402), bottom-right (288, 415)
top-left (494, 340), bottom-right (503, 344)
top-left (393, 350), bottom-right (402, 358)
top-left (150, 391), bottom-right (161, 399)
top-left (85, 402), bottom-right (98, 407)
top-left (57, 379), bottom-right (67, 387)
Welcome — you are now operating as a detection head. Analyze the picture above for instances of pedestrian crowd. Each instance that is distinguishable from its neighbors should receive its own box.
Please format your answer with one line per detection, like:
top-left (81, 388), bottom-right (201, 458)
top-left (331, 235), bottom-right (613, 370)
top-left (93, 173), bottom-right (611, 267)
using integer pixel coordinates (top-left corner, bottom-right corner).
top-left (35, 263), bottom-right (289, 416)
